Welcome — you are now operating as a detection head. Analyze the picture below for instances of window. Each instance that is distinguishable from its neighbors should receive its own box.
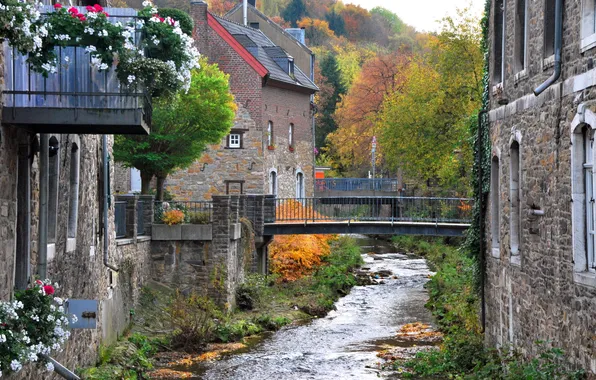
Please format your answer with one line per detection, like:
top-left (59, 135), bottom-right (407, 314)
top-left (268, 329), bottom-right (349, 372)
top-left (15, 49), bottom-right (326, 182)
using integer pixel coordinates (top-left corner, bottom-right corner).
top-left (289, 123), bottom-right (294, 147)
top-left (229, 133), bottom-right (241, 148)
top-left (48, 136), bottom-right (60, 244)
top-left (269, 171), bottom-right (277, 196)
top-left (491, 156), bottom-right (501, 256)
top-left (582, 0), bottom-right (596, 50)
top-left (249, 22), bottom-right (260, 29)
top-left (267, 121), bottom-right (274, 147)
top-left (493, 0), bottom-right (505, 83)
top-left (288, 58), bottom-right (295, 76)
top-left (544, 0), bottom-right (556, 57)
top-left (296, 172), bottom-right (305, 199)
top-left (67, 140), bottom-right (80, 247)
top-left (514, 0), bottom-right (527, 73)
top-left (510, 141), bottom-right (521, 256)
top-left (584, 127), bottom-right (596, 270)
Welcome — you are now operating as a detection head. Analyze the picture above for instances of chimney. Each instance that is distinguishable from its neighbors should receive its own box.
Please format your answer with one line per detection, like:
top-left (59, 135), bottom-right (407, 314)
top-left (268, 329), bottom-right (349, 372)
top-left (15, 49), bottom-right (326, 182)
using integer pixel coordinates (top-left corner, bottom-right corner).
top-left (190, 0), bottom-right (209, 55)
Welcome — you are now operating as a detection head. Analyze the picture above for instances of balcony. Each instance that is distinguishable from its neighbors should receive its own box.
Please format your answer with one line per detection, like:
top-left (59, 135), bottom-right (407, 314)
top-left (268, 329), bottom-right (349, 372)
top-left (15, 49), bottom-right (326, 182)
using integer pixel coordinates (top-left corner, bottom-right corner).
top-left (2, 7), bottom-right (150, 135)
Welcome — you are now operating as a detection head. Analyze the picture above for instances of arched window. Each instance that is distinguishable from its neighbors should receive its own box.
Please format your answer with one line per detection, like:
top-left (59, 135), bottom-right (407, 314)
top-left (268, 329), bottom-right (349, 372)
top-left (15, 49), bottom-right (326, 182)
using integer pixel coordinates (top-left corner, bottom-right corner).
top-left (48, 136), bottom-right (60, 244)
top-left (269, 170), bottom-right (277, 196)
top-left (491, 155), bottom-right (501, 256)
top-left (510, 141), bottom-right (521, 257)
top-left (584, 126), bottom-right (596, 270)
top-left (289, 123), bottom-right (294, 148)
top-left (296, 172), bottom-right (305, 199)
top-left (67, 141), bottom-right (80, 245)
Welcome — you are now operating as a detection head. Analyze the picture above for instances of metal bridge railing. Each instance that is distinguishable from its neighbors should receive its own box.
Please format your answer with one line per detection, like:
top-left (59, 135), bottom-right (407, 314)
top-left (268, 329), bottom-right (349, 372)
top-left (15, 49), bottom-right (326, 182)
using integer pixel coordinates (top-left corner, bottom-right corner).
top-left (153, 201), bottom-right (213, 224)
top-left (270, 197), bottom-right (473, 224)
top-left (315, 178), bottom-right (399, 192)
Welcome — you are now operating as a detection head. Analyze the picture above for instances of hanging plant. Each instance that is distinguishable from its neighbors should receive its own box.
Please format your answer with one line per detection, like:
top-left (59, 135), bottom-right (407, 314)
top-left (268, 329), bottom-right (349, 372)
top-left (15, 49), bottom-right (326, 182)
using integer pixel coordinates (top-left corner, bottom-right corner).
top-left (0, 279), bottom-right (76, 378)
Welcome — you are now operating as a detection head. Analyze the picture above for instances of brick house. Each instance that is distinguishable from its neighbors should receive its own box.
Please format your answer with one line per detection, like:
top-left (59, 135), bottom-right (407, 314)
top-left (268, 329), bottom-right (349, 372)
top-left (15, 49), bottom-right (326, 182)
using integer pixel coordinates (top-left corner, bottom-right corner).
top-left (486, 0), bottom-right (596, 373)
top-left (165, 0), bottom-right (318, 201)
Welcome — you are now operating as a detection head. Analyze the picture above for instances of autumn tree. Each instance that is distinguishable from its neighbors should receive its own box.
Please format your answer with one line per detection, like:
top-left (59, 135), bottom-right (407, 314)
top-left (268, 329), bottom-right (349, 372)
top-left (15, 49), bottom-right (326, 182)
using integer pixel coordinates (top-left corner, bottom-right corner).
top-left (297, 17), bottom-right (335, 46)
top-left (328, 53), bottom-right (411, 176)
top-left (315, 53), bottom-right (345, 149)
top-left (325, 9), bottom-right (345, 37)
top-left (205, 0), bottom-right (236, 15)
top-left (281, 0), bottom-right (306, 27)
top-left (378, 10), bottom-right (483, 193)
top-left (114, 60), bottom-right (237, 200)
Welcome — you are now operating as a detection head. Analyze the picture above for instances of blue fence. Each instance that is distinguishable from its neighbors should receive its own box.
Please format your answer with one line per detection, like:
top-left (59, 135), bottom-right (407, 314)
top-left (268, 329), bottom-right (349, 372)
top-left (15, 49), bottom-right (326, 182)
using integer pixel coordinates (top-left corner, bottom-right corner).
top-left (315, 178), bottom-right (399, 192)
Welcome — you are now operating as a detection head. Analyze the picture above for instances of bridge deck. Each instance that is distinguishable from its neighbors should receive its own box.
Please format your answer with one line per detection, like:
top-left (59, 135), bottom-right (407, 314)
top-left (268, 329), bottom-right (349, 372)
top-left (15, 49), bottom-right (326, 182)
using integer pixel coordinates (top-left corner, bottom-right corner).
top-left (264, 221), bottom-right (470, 237)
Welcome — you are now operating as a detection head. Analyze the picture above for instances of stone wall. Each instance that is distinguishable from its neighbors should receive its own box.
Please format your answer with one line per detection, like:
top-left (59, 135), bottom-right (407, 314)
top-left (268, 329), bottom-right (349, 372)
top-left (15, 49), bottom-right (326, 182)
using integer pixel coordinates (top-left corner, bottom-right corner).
top-left (262, 86), bottom-right (314, 198)
top-left (486, 0), bottom-right (596, 373)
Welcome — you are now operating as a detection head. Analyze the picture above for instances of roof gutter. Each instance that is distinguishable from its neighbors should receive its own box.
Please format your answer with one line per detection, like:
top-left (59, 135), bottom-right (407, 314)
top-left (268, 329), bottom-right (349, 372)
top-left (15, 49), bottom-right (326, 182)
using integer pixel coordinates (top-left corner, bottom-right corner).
top-left (534, 0), bottom-right (563, 96)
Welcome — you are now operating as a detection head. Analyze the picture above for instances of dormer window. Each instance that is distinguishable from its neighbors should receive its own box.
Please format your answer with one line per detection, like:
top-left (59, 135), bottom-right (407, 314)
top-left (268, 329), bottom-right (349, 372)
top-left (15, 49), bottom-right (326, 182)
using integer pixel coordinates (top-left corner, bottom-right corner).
top-left (288, 58), bottom-right (295, 76)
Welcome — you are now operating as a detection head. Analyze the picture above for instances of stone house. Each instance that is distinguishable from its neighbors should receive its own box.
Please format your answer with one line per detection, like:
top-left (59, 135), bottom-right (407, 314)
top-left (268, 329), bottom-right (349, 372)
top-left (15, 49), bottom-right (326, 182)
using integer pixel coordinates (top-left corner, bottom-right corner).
top-left (486, 0), bottom-right (596, 373)
top-left (164, 0), bottom-right (318, 201)
top-left (0, 6), bottom-right (154, 378)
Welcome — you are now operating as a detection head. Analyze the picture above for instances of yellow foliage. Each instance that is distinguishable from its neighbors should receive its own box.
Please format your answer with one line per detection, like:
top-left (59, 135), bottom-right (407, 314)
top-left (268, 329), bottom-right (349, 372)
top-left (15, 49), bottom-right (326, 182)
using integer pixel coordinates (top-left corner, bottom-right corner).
top-left (162, 209), bottom-right (185, 225)
top-left (269, 200), bottom-right (336, 282)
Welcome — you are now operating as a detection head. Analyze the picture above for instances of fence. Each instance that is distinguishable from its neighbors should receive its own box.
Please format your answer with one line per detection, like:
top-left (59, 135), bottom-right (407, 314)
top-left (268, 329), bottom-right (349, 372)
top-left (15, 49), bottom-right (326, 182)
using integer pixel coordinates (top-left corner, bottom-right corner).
top-left (270, 197), bottom-right (473, 224)
top-left (115, 201), bottom-right (127, 238)
top-left (153, 201), bottom-right (213, 224)
top-left (315, 178), bottom-right (399, 192)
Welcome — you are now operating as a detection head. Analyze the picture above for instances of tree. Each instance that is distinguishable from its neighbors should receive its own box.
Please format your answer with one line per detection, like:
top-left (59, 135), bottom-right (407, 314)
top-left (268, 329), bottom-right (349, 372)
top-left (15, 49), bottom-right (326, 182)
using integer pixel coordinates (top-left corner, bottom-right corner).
top-left (297, 17), bottom-right (336, 46)
top-left (315, 53), bottom-right (345, 149)
top-left (281, 0), bottom-right (306, 27)
top-left (328, 53), bottom-right (410, 176)
top-left (114, 59), bottom-right (237, 200)
top-left (370, 7), bottom-right (405, 35)
top-left (325, 9), bottom-right (345, 36)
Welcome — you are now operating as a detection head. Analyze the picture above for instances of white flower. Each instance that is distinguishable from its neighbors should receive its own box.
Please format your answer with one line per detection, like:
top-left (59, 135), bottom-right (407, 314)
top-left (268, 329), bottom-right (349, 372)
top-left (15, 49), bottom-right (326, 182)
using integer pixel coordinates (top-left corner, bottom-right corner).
top-left (47, 314), bottom-right (55, 322)
top-left (64, 56), bottom-right (70, 63)
top-left (142, 0), bottom-right (152, 7)
top-left (87, 11), bottom-right (97, 20)
top-left (46, 362), bottom-right (54, 372)
top-left (101, 30), bottom-right (108, 37)
top-left (31, 314), bottom-right (39, 321)
top-left (0, 369), bottom-right (3, 377)
top-left (122, 30), bottom-right (132, 39)
top-left (54, 297), bottom-right (64, 305)
top-left (100, 63), bottom-right (109, 70)
top-left (85, 45), bottom-right (97, 53)
top-left (28, 352), bottom-right (38, 362)
top-left (10, 360), bottom-right (22, 372)
top-left (0, 334), bottom-right (6, 343)
top-left (108, 46), bottom-right (112, 51)
top-left (127, 75), bottom-right (136, 84)
top-left (84, 27), bottom-right (95, 35)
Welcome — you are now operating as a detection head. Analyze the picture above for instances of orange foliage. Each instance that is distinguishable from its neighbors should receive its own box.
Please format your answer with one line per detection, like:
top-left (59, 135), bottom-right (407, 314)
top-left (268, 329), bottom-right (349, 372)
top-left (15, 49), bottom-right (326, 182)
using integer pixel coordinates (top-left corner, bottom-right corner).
top-left (270, 15), bottom-right (290, 29)
top-left (162, 209), bottom-right (185, 225)
top-left (297, 17), bottom-right (336, 46)
top-left (206, 0), bottom-right (236, 15)
top-left (269, 199), bottom-right (336, 282)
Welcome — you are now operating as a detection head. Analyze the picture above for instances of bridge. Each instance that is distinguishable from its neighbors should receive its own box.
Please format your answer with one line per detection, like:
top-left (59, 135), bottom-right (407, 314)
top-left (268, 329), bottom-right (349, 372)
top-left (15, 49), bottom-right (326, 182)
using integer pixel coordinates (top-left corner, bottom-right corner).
top-left (315, 178), bottom-right (400, 198)
top-left (263, 196), bottom-right (472, 237)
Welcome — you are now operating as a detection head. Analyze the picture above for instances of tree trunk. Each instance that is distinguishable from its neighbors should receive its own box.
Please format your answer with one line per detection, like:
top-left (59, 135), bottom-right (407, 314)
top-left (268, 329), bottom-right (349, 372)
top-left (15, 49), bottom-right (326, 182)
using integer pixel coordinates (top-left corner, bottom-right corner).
top-left (156, 175), bottom-right (167, 201)
top-left (141, 171), bottom-right (153, 195)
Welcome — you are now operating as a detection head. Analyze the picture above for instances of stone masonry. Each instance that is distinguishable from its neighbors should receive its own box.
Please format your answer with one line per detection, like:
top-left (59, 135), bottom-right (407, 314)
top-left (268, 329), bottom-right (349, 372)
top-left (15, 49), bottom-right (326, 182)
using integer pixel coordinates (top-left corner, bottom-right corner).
top-left (485, 0), bottom-right (596, 374)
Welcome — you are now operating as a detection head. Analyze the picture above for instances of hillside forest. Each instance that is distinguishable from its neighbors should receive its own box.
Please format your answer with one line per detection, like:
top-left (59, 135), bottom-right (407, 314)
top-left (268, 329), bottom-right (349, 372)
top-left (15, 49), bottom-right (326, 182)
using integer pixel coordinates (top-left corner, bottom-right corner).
top-left (127, 0), bottom-right (483, 194)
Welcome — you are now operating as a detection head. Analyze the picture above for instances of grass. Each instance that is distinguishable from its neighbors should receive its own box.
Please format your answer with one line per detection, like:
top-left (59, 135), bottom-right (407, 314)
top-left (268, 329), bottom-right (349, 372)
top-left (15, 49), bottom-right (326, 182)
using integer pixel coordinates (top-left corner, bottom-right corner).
top-left (389, 236), bottom-right (585, 379)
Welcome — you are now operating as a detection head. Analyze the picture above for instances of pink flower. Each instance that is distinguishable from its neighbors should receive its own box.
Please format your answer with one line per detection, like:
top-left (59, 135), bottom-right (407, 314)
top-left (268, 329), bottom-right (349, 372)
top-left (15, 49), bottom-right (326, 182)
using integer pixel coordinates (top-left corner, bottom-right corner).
top-left (53, 3), bottom-right (62, 9)
top-left (159, 17), bottom-right (165, 22)
top-left (43, 285), bottom-right (55, 295)
top-left (103, 12), bottom-right (109, 17)
top-left (77, 14), bottom-right (86, 21)
top-left (68, 7), bottom-right (78, 14)
top-left (36, 280), bottom-right (44, 285)
top-left (86, 5), bottom-right (95, 12)
top-left (93, 4), bottom-right (103, 12)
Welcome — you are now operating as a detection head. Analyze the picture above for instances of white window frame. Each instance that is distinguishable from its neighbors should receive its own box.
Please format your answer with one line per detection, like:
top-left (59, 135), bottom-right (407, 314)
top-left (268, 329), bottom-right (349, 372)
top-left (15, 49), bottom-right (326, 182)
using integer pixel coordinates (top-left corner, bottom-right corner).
top-left (581, 0), bottom-right (596, 51)
top-left (490, 150), bottom-right (501, 258)
top-left (229, 133), bottom-right (241, 148)
top-left (289, 123), bottom-right (294, 147)
top-left (571, 105), bottom-right (596, 288)
top-left (514, 0), bottom-right (528, 74)
top-left (267, 121), bottom-right (273, 147)
top-left (509, 131), bottom-right (523, 266)
top-left (296, 170), bottom-right (305, 199)
top-left (493, 0), bottom-right (506, 86)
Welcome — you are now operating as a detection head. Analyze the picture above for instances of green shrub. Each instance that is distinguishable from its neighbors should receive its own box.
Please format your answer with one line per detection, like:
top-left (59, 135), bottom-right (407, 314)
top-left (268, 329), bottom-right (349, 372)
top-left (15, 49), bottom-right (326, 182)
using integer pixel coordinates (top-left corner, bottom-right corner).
top-left (167, 291), bottom-right (220, 350)
top-left (158, 8), bottom-right (194, 35)
top-left (215, 320), bottom-right (262, 342)
top-left (188, 211), bottom-right (210, 224)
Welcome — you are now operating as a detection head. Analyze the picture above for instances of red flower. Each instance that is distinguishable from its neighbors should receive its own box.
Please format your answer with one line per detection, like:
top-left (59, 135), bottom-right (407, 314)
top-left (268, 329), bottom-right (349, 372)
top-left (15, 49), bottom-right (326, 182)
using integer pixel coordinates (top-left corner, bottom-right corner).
top-left (86, 5), bottom-right (95, 12)
top-left (103, 12), bottom-right (109, 17)
top-left (68, 7), bottom-right (78, 14)
top-left (159, 17), bottom-right (164, 22)
top-left (43, 285), bottom-right (55, 295)
top-left (93, 4), bottom-right (103, 12)
top-left (53, 3), bottom-right (62, 9)
top-left (77, 14), bottom-right (87, 21)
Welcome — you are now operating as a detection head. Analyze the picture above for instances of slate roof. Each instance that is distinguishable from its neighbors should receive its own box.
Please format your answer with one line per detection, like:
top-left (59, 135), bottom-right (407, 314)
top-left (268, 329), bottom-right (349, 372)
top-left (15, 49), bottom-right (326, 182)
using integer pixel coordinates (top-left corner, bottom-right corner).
top-left (225, 3), bottom-right (313, 55)
top-left (214, 15), bottom-right (318, 92)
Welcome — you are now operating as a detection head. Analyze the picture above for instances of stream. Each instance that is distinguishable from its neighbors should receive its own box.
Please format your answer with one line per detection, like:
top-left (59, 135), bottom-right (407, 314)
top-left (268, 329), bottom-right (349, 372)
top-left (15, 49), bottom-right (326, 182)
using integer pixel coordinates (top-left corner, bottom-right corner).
top-left (188, 235), bottom-right (435, 379)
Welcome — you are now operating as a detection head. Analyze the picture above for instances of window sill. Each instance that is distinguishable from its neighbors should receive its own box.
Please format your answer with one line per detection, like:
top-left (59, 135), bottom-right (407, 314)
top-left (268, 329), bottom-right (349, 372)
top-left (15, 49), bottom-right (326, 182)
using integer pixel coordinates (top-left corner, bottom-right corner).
top-left (137, 236), bottom-right (151, 242)
top-left (513, 69), bottom-right (528, 84)
top-left (581, 34), bottom-right (596, 53)
top-left (574, 271), bottom-right (596, 288)
top-left (116, 238), bottom-right (135, 246)
top-left (510, 254), bottom-right (521, 267)
top-left (47, 243), bottom-right (56, 262)
top-left (491, 246), bottom-right (500, 259)
top-left (543, 55), bottom-right (555, 71)
top-left (66, 238), bottom-right (76, 253)
top-left (224, 147), bottom-right (243, 150)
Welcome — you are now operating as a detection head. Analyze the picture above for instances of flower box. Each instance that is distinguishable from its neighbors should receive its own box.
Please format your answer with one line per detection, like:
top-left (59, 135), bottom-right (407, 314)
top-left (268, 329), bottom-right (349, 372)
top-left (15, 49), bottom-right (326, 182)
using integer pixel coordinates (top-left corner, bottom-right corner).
top-left (152, 224), bottom-right (213, 241)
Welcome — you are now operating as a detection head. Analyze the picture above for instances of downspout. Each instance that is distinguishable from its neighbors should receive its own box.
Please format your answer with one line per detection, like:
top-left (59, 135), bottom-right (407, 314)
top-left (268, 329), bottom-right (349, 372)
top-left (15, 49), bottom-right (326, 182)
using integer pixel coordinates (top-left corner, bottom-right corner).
top-left (534, 0), bottom-right (563, 95)
top-left (38, 134), bottom-right (49, 280)
top-left (243, 0), bottom-right (248, 26)
top-left (41, 355), bottom-right (80, 380)
top-left (477, 109), bottom-right (488, 333)
top-left (102, 135), bottom-right (118, 272)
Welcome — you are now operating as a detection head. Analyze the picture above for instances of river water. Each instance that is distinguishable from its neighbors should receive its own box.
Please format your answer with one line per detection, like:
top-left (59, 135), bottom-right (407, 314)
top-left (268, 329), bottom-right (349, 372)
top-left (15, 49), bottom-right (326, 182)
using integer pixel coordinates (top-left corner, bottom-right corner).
top-left (196, 236), bottom-right (435, 379)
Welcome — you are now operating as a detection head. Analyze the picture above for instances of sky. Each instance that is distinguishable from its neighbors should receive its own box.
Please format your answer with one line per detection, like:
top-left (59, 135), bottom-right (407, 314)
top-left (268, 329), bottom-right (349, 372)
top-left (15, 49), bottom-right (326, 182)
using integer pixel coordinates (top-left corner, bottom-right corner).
top-left (345, 0), bottom-right (485, 33)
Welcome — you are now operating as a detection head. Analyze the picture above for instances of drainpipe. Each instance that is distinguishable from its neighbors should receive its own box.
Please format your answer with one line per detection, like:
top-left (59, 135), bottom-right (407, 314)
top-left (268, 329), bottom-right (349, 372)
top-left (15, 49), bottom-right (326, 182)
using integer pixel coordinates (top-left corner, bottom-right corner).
top-left (534, 0), bottom-right (563, 96)
top-left (41, 355), bottom-right (80, 380)
top-left (38, 134), bottom-right (49, 280)
top-left (477, 110), bottom-right (488, 333)
top-left (243, 0), bottom-right (248, 26)
top-left (102, 135), bottom-right (118, 272)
